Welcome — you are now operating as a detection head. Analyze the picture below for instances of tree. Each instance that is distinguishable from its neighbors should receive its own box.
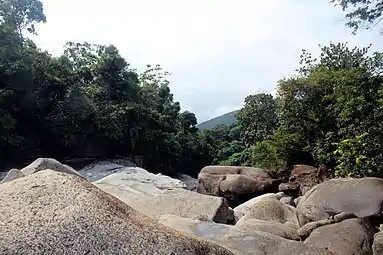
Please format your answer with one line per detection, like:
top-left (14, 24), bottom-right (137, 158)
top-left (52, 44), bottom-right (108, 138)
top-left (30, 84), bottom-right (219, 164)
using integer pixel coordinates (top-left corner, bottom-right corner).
top-left (0, 0), bottom-right (46, 34)
top-left (0, 0), bottom-right (215, 178)
top-left (236, 93), bottom-right (278, 146)
top-left (276, 42), bottom-right (383, 177)
top-left (331, 0), bottom-right (383, 33)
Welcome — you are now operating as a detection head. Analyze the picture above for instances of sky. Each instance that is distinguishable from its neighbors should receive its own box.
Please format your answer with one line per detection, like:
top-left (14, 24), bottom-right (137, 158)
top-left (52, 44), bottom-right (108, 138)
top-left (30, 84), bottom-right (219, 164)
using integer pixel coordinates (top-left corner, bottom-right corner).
top-left (30, 0), bottom-right (383, 123)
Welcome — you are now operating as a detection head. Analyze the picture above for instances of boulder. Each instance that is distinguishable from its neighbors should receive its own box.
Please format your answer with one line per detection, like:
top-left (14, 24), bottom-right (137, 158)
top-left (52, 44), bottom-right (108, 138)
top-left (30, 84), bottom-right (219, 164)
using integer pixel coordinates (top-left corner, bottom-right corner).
top-left (96, 183), bottom-right (230, 223)
top-left (280, 196), bottom-right (295, 206)
top-left (297, 218), bottom-right (335, 240)
top-left (294, 196), bottom-right (302, 206)
top-left (233, 193), bottom-right (281, 221)
top-left (78, 159), bottom-right (136, 181)
top-left (93, 167), bottom-right (187, 196)
top-left (297, 177), bottom-right (383, 221)
top-left (304, 218), bottom-right (376, 255)
top-left (0, 168), bottom-right (24, 184)
top-left (21, 158), bottom-right (84, 179)
top-left (279, 164), bottom-right (332, 197)
top-left (227, 208), bottom-right (235, 224)
top-left (177, 173), bottom-right (198, 191)
top-left (159, 214), bottom-right (332, 255)
top-left (0, 170), bottom-right (233, 254)
top-left (235, 197), bottom-right (309, 228)
top-left (373, 231), bottom-right (383, 255)
top-left (235, 218), bottom-right (299, 240)
top-left (197, 166), bottom-right (281, 207)
top-left (0, 171), bottom-right (7, 182)
top-left (279, 182), bottom-right (300, 197)
top-left (298, 212), bottom-right (359, 240)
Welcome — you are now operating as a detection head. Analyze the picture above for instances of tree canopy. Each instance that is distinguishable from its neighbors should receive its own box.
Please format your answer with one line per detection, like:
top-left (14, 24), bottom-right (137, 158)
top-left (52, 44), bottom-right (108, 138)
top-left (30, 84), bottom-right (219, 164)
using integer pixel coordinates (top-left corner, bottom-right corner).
top-left (0, 0), bottom-right (213, 177)
top-left (332, 0), bottom-right (383, 33)
top-left (1, 0), bottom-right (383, 180)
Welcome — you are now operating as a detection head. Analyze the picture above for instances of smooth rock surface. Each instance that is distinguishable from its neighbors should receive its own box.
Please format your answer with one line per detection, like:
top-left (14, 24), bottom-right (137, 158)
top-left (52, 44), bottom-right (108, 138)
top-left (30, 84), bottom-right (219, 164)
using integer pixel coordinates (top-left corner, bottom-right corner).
top-left (79, 159), bottom-right (136, 181)
top-left (297, 177), bottom-right (383, 221)
top-left (0, 168), bottom-right (24, 184)
top-left (236, 197), bottom-right (309, 228)
top-left (21, 158), bottom-right (84, 179)
top-left (93, 167), bottom-right (187, 196)
top-left (304, 218), bottom-right (375, 255)
top-left (297, 218), bottom-right (335, 239)
top-left (0, 170), bottom-right (233, 255)
top-left (197, 165), bottom-right (281, 207)
top-left (235, 218), bottom-right (299, 240)
top-left (233, 193), bottom-right (281, 221)
top-left (159, 214), bottom-right (332, 255)
top-left (97, 184), bottom-right (230, 223)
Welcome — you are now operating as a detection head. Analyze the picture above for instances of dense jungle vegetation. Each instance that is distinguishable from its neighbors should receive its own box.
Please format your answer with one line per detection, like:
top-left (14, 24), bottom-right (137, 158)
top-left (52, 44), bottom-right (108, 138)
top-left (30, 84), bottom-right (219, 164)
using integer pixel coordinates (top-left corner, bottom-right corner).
top-left (1, 0), bottom-right (382, 178)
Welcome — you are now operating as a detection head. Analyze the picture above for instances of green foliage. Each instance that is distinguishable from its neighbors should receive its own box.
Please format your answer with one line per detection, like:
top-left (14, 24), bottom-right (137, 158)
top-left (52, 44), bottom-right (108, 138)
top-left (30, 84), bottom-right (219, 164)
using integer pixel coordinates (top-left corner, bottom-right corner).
top-left (0, 0), bottom-right (213, 177)
top-left (333, 132), bottom-right (371, 177)
top-left (2, 0), bottom-right (383, 180)
top-left (236, 93), bottom-right (278, 146)
top-left (207, 42), bottom-right (383, 179)
top-left (332, 0), bottom-right (383, 33)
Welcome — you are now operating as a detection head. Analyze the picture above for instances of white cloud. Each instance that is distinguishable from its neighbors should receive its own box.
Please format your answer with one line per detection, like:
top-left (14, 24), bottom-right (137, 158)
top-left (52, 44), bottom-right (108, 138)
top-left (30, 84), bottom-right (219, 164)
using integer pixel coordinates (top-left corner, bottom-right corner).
top-left (30, 0), bottom-right (383, 122)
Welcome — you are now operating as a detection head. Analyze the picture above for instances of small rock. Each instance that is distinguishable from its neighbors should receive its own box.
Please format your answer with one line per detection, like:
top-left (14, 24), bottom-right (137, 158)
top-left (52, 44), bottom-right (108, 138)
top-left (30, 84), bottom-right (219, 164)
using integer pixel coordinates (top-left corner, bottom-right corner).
top-left (177, 173), bottom-right (198, 191)
top-left (373, 231), bottom-right (383, 255)
top-left (280, 196), bottom-right (295, 206)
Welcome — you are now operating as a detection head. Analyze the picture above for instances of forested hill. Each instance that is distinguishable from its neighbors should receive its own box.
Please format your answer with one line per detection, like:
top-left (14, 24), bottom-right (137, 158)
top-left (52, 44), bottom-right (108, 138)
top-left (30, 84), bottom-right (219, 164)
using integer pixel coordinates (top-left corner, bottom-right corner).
top-left (2, 0), bottom-right (383, 180)
top-left (197, 110), bottom-right (239, 130)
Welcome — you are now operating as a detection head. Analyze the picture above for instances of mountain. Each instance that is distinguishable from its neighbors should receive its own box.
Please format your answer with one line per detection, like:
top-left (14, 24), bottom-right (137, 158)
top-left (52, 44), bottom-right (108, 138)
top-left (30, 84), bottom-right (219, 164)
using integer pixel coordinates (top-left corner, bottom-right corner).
top-left (197, 110), bottom-right (239, 130)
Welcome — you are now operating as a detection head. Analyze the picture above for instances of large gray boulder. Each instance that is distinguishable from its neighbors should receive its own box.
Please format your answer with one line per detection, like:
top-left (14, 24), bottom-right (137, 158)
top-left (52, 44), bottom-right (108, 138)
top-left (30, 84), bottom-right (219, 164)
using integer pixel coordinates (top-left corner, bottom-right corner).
top-left (78, 159), bottom-right (136, 181)
top-left (235, 197), bottom-right (309, 228)
top-left (197, 166), bottom-right (281, 207)
top-left (93, 167), bottom-right (187, 196)
top-left (297, 177), bottom-right (383, 221)
top-left (235, 218), bottom-right (299, 240)
top-left (0, 170), bottom-right (233, 255)
top-left (93, 167), bottom-right (230, 223)
top-left (21, 158), bottom-right (84, 179)
top-left (159, 214), bottom-right (332, 255)
top-left (304, 218), bottom-right (376, 255)
top-left (135, 189), bottom-right (230, 223)
top-left (233, 193), bottom-right (283, 221)
top-left (93, 175), bottom-right (231, 223)
top-left (0, 168), bottom-right (24, 184)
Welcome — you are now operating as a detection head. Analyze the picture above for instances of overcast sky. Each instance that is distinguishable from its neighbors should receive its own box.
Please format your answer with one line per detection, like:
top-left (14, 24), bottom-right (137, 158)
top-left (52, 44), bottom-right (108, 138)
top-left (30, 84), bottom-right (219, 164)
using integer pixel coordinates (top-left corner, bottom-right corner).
top-left (30, 0), bottom-right (383, 123)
